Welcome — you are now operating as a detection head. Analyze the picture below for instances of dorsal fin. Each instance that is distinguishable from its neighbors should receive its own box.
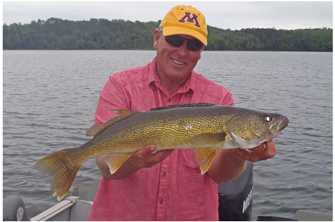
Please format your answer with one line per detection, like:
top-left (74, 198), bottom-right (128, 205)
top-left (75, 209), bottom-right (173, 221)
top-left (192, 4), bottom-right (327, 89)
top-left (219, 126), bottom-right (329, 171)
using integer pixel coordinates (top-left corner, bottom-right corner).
top-left (150, 102), bottom-right (215, 111)
top-left (86, 109), bottom-right (137, 137)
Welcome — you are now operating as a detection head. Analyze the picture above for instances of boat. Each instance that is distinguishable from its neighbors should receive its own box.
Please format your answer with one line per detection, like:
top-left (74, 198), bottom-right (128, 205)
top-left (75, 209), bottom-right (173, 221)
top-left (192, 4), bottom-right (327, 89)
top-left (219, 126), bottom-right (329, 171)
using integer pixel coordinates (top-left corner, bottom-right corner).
top-left (3, 161), bottom-right (332, 221)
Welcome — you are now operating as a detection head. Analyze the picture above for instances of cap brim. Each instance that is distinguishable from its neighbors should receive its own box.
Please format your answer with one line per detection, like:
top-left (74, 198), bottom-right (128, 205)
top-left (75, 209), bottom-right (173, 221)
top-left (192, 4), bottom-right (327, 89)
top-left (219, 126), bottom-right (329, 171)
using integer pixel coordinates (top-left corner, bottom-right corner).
top-left (163, 26), bottom-right (207, 46)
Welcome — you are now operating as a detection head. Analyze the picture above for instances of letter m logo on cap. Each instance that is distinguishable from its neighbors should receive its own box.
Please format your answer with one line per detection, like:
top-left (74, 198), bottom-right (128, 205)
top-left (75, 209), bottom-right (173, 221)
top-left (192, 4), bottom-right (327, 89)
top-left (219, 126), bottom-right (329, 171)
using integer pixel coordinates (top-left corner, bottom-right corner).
top-left (178, 12), bottom-right (200, 28)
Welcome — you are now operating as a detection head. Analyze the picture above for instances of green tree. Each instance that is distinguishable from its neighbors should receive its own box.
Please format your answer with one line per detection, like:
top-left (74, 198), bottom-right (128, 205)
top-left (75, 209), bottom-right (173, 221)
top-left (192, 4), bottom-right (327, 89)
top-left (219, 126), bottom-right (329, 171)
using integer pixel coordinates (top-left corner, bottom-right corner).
top-left (3, 18), bottom-right (332, 51)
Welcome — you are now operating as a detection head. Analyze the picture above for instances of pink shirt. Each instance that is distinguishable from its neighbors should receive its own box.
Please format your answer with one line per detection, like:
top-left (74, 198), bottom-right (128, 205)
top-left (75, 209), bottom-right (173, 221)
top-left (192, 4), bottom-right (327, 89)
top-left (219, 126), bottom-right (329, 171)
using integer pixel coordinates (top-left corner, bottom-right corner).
top-left (88, 57), bottom-right (234, 221)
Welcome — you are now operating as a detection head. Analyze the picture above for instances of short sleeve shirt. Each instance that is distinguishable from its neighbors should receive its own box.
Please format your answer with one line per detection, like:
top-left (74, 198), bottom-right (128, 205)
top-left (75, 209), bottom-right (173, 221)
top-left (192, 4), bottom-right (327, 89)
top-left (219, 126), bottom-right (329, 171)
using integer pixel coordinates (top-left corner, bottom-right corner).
top-left (88, 56), bottom-right (234, 221)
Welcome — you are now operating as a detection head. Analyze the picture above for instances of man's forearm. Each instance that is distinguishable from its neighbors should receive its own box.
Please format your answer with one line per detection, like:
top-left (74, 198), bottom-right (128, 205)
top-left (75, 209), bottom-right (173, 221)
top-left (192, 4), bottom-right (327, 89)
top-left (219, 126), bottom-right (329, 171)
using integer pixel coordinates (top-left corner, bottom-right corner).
top-left (207, 149), bottom-right (247, 184)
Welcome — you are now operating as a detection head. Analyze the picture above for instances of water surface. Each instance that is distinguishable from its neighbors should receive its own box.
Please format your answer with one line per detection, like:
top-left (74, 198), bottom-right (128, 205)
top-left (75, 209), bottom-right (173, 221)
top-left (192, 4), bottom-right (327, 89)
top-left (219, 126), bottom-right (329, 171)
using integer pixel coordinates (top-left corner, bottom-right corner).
top-left (3, 50), bottom-right (332, 219)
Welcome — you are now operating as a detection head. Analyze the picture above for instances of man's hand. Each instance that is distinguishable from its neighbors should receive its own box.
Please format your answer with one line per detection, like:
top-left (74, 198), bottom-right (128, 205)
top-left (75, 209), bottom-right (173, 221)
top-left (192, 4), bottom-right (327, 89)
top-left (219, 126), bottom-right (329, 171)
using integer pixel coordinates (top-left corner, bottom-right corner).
top-left (129, 145), bottom-right (173, 168)
top-left (208, 140), bottom-right (276, 184)
top-left (96, 145), bottom-right (173, 180)
top-left (235, 140), bottom-right (276, 162)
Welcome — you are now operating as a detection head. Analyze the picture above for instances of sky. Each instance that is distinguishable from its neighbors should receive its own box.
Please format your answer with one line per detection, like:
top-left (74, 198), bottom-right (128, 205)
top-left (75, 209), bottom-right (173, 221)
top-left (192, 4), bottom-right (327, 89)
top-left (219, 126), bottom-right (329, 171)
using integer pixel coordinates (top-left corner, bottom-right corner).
top-left (2, 1), bottom-right (333, 30)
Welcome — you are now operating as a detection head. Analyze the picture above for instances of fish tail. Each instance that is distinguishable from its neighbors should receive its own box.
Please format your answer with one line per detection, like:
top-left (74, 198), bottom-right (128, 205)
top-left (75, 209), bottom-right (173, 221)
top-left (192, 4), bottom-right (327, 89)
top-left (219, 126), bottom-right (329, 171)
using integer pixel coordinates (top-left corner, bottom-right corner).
top-left (35, 148), bottom-right (83, 201)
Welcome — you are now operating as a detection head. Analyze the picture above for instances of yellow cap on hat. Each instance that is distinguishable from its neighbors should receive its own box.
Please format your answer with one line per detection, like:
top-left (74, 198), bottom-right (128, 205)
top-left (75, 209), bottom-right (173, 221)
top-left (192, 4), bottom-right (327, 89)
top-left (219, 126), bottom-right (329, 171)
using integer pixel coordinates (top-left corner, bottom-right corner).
top-left (159, 5), bottom-right (208, 46)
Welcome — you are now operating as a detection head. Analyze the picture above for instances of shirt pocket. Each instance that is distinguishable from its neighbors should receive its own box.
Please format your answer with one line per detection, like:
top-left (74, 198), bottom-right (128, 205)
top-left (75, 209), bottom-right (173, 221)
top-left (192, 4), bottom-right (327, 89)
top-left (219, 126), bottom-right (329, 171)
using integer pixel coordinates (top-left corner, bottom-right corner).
top-left (181, 149), bottom-right (201, 174)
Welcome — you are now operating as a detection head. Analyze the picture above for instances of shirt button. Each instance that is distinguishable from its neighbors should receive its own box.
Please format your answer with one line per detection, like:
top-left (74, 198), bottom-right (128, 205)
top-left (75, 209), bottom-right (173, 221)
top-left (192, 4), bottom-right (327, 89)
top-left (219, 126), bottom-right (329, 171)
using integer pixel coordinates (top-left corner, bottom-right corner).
top-left (168, 99), bottom-right (171, 102)
top-left (160, 199), bottom-right (163, 204)
top-left (163, 172), bottom-right (166, 177)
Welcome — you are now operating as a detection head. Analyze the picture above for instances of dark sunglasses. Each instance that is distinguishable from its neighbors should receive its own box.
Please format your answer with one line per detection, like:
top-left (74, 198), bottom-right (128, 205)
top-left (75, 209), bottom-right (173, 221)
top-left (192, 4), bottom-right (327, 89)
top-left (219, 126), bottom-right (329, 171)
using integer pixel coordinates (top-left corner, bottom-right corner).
top-left (164, 35), bottom-right (204, 51)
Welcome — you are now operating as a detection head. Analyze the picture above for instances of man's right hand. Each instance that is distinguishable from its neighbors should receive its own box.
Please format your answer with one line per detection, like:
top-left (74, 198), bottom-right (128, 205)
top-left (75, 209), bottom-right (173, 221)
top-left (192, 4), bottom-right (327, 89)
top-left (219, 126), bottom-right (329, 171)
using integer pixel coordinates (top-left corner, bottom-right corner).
top-left (129, 145), bottom-right (174, 168)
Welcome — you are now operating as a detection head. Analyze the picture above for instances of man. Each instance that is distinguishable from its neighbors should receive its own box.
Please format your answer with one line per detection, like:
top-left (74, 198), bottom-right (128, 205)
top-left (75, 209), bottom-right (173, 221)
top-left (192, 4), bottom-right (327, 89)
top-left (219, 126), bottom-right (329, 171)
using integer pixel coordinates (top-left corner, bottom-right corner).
top-left (88, 5), bottom-right (276, 221)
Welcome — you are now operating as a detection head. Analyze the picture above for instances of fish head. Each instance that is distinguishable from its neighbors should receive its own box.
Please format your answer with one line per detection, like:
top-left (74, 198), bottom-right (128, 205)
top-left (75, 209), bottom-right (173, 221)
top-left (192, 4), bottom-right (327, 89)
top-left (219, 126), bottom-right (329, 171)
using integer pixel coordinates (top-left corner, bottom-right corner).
top-left (226, 111), bottom-right (289, 149)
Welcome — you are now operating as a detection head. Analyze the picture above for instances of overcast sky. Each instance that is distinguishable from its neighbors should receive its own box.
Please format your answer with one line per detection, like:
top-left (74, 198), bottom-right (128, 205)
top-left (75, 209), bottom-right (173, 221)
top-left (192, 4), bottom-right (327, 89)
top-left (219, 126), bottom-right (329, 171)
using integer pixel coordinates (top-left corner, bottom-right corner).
top-left (2, 1), bottom-right (333, 30)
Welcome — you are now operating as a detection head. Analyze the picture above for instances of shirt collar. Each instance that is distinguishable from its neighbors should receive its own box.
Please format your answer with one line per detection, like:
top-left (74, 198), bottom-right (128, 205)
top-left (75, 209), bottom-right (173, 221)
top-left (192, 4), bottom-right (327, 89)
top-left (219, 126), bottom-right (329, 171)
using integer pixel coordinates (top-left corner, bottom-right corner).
top-left (148, 56), bottom-right (195, 97)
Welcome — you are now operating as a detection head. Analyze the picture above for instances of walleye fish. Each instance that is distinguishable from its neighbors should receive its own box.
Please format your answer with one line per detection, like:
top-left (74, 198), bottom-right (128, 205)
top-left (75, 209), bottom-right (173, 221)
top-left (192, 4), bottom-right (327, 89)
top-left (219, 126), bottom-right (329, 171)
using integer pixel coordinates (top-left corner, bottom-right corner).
top-left (35, 103), bottom-right (288, 200)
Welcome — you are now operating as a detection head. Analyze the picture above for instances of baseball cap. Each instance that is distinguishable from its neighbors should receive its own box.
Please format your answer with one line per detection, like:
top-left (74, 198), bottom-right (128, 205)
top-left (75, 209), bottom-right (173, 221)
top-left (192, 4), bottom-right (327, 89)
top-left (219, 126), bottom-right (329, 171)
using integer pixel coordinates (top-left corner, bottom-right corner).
top-left (159, 5), bottom-right (208, 46)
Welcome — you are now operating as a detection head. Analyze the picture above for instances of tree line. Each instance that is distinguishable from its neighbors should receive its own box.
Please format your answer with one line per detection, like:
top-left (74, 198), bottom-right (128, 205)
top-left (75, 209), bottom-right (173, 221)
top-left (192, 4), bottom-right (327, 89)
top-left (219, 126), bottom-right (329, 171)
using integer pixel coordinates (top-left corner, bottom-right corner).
top-left (3, 17), bottom-right (333, 51)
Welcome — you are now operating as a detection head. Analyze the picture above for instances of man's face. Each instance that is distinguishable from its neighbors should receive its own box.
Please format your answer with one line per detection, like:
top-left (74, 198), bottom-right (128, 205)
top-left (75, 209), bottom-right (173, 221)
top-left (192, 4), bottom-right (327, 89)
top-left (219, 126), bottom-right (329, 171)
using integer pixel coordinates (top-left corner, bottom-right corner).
top-left (153, 29), bottom-right (204, 87)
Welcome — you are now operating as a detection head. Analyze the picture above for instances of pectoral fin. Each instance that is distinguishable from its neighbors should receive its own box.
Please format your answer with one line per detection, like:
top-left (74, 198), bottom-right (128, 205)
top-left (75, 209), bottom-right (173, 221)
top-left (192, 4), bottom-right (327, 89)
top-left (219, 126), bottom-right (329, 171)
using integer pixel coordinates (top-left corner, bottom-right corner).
top-left (104, 153), bottom-right (133, 174)
top-left (190, 132), bottom-right (227, 147)
top-left (195, 148), bottom-right (218, 174)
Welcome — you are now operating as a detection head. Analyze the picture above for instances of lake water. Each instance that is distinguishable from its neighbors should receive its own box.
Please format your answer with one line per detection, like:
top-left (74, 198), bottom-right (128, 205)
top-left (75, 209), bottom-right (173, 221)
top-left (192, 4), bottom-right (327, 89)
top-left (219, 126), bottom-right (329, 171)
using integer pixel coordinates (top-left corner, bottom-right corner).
top-left (3, 50), bottom-right (332, 220)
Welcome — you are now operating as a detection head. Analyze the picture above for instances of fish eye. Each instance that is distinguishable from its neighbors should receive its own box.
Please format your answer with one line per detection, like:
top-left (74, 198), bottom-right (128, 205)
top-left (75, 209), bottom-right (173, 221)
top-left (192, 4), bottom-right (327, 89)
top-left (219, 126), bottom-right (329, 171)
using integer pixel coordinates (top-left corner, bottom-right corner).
top-left (265, 116), bottom-right (272, 122)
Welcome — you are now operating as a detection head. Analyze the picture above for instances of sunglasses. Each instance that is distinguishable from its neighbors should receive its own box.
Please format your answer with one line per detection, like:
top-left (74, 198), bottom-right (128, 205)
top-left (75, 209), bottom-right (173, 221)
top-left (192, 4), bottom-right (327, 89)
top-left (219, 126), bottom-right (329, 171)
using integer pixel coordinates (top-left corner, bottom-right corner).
top-left (164, 35), bottom-right (204, 51)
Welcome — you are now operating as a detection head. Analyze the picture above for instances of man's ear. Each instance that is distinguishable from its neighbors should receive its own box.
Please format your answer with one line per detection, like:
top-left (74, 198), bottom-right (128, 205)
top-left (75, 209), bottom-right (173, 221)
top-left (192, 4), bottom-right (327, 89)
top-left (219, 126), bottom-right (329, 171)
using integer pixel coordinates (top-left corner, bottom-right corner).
top-left (153, 28), bottom-right (162, 50)
top-left (198, 45), bottom-right (206, 60)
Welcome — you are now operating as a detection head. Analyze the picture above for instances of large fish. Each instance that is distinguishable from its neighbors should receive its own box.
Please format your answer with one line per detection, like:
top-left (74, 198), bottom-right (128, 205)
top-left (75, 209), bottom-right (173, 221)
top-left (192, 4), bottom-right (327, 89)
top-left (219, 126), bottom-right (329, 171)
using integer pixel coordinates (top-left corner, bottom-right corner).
top-left (36, 103), bottom-right (288, 200)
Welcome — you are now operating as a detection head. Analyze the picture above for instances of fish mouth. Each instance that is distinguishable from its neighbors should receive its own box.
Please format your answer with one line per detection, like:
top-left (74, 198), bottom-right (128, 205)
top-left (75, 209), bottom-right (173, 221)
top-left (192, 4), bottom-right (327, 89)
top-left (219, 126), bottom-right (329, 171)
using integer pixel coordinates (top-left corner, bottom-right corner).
top-left (269, 115), bottom-right (289, 132)
top-left (267, 115), bottom-right (289, 141)
top-left (278, 116), bottom-right (289, 132)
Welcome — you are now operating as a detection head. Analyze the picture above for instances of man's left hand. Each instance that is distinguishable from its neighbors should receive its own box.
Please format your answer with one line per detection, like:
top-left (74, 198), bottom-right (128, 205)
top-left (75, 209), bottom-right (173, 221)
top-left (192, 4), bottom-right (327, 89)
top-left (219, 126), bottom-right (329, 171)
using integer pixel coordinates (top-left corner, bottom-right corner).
top-left (235, 140), bottom-right (276, 162)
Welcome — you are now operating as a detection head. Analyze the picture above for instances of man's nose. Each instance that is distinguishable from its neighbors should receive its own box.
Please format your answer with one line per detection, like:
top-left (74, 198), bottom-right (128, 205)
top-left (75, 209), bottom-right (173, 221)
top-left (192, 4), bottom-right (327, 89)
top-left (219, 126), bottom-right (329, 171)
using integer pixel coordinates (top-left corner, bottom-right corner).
top-left (177, 42), bottom-right (188, 56)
